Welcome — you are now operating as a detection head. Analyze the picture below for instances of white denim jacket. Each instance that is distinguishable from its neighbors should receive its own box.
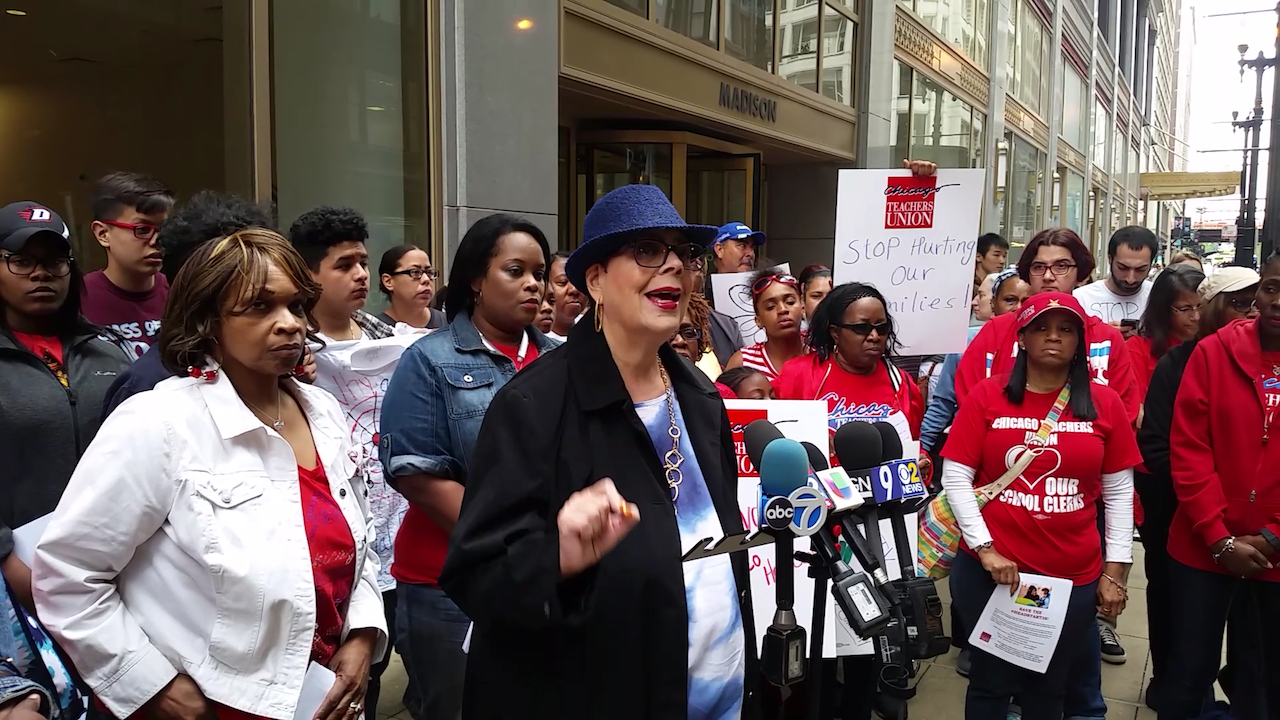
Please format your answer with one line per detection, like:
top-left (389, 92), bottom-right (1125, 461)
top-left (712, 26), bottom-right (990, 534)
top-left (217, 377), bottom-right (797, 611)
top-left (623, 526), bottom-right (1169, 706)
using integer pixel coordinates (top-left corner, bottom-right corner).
top-left (32, 373), bottom-right (387, 720)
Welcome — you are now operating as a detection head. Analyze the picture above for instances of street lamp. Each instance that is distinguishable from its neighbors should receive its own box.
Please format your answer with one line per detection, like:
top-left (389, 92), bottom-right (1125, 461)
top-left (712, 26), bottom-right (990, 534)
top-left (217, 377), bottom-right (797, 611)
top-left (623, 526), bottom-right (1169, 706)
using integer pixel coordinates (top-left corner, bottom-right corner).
top-left (1232, 43), bottom-right (1275, 267)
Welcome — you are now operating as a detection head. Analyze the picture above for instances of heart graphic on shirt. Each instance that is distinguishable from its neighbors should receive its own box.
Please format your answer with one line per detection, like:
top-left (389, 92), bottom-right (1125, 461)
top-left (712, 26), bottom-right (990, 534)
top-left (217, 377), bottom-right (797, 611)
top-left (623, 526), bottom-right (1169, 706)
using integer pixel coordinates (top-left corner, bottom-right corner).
top-left (1002, 445), bottom-right (1062, 492)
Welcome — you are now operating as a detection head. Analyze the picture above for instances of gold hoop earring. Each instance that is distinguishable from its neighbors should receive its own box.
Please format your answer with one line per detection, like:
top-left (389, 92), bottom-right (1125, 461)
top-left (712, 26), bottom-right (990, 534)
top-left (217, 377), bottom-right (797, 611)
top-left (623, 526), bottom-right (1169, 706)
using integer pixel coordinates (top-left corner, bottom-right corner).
top-left (594, 303), bottom-right (604, 332)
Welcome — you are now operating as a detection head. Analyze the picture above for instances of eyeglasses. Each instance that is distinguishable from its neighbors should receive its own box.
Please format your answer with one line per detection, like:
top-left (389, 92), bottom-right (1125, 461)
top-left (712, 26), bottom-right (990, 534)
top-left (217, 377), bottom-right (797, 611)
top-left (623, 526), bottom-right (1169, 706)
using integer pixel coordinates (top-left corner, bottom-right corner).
top-left (752, 273), bottom-right (800, 296)
top-left (671, 326), bottom-right (703, 343)
top-left (836, 321), bottom-right (890, 337)
top-left (101, 220), bottom-right (160, 241)
top-left (389, 267), bottom-right (439, 281)
top-left (1227, 296), bottom-right (1257, 313)
top-left (2, 252), bottom-right (72, 277)
top-left (630, 238), bottom-right (704, 271)
top-left (1029, 261), bottom-right (1077, 277)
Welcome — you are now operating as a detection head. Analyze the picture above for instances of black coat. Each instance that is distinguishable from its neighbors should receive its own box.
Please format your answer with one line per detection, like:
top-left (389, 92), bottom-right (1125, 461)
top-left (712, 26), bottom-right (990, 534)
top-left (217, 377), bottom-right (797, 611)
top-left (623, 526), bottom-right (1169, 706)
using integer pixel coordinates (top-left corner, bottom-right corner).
top-left (439, 314), bottom-right (760, 719)
top-left (1136, 339), bottom-right (1198, 517)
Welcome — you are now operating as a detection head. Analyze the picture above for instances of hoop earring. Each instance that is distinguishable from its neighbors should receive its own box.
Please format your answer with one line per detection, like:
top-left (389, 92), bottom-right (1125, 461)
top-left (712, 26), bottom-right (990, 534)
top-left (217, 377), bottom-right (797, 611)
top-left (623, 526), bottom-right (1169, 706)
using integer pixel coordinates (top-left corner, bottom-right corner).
top-left (594, 303), bottom-right (604, 332)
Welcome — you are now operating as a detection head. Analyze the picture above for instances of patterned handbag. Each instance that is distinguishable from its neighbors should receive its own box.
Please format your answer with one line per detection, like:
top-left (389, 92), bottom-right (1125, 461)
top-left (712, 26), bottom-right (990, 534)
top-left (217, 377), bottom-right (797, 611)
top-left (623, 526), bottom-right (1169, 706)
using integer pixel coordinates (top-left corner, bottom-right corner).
top-left (916, 383), bottom-right (1071, 579)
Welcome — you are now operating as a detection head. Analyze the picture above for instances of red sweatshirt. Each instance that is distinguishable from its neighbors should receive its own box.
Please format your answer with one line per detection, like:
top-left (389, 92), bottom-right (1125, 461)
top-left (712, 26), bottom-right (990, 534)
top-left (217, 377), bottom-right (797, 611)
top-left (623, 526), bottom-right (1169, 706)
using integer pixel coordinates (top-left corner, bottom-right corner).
top-left (773, 355), bottom-right (923, 440)
top-left (954, 311), bottom-right (1140, 423)
top-left (1169, 318), bottom-right (1280, 580)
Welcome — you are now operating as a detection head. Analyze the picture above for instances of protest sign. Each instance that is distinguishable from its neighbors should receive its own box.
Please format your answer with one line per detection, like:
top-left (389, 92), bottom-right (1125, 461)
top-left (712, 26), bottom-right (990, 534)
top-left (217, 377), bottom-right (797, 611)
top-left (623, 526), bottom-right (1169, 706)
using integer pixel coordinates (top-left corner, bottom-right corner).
top-left (833, 169), bottom-right (984, 356)
top-left (710, 263), bottom-right (791, 345)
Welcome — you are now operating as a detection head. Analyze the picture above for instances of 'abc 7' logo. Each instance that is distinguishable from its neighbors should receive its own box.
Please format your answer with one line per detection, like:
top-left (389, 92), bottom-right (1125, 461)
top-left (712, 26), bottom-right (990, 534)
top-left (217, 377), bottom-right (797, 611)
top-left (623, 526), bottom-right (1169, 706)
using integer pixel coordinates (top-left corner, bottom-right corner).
top-left (763, 487), bottom-right (828, 536)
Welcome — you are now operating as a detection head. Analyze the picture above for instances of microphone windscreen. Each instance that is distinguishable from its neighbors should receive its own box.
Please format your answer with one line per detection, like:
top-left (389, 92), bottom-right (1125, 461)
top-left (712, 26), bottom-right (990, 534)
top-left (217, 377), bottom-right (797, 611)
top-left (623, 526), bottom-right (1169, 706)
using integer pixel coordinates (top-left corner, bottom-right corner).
top-left (801, 441), bottom-right (830, 471)
top-left (873, 422), bottom-right (905, 462)
top-left (833, 421), bottom-right (883, 471)
top-left (758, 438), bottom-right (812, 498)
top-left (744, 419), bottom-right (784, 471)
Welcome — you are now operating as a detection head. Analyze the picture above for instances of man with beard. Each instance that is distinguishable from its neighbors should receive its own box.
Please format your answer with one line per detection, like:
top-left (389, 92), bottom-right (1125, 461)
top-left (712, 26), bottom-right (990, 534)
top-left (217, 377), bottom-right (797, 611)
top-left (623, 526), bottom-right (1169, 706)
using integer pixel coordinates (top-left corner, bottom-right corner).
top-left (1074, 226), bottom-right (1159, 338)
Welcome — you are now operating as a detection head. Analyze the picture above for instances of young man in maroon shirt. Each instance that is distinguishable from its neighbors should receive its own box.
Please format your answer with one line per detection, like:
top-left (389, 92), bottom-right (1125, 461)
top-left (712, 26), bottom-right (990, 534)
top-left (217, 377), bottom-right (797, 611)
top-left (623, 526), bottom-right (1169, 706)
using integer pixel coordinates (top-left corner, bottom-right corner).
top-left (82, 172), bottom-right (174, 359)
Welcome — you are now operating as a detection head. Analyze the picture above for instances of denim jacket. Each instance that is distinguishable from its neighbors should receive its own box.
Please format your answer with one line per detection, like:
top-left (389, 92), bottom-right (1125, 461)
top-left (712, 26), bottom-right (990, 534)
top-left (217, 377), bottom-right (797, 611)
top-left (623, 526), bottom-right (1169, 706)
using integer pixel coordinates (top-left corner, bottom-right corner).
top-left (378, 311), bottom-right (559, 483)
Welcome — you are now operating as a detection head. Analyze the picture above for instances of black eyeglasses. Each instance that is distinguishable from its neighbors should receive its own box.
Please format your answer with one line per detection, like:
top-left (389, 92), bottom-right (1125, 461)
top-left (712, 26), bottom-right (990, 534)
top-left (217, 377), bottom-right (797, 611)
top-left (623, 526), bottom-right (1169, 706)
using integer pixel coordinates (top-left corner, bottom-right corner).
top-left (389, 267), bottom-right (439, 281)
top-left (1029, 261), bottom-right (1078, 277)
top-left (2, 252), bottom-right (72, 277)
top-left (671, 326), bottom-right (703, 343)
top-left (836, 321), bottom-right (890, 337)
top-left (630, 239), bottom-right (704, 271)
top-left (1227, 296), bottom-right (1256, 313)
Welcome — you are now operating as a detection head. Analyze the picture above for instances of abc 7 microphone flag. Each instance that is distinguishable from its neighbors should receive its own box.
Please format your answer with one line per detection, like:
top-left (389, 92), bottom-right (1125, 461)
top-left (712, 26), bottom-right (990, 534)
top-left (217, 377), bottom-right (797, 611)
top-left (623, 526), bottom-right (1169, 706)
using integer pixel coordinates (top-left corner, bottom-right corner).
top-left (763, 487), bottom-right (828, 536)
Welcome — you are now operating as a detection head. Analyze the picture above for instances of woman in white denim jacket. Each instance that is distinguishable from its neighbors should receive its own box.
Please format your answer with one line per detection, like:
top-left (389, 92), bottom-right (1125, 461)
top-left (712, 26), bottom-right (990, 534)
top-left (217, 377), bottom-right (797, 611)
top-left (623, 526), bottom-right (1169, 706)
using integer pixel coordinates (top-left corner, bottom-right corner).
top-left (31, 229), bottom-right (386, 720)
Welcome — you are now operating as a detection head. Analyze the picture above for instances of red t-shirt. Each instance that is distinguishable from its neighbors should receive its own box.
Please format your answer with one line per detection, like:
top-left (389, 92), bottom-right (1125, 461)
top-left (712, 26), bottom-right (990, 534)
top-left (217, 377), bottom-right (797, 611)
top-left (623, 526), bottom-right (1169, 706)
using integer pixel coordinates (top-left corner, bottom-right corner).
top-left (941, 377), bottom-right (1142, 584)
top-left (1261, 352), bottom-right (1280, 430)
top-left (12, 331), bottom-right (67, 387)
top-left (490, 340), bottom-right (540, 371)
top-left (773, 355), bottom-right (923, 438)
top-left (298, 462), bottom-right (357, 667)
top-left (82, 270), bottom-right (169, 360)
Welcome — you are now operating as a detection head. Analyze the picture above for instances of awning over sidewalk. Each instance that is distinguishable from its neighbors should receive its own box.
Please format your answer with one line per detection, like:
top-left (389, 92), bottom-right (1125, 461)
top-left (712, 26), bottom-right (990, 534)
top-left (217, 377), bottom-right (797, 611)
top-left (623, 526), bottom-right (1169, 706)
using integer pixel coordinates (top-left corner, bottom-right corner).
top-left (1139, 171), bottom-right (1240, 201)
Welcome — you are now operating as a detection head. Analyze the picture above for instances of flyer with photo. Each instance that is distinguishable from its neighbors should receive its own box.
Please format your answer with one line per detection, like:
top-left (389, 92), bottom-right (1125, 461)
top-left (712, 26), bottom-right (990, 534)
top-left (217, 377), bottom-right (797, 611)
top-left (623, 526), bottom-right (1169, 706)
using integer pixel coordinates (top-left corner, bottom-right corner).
top-left (967, 572), bottom-right (1071, 673)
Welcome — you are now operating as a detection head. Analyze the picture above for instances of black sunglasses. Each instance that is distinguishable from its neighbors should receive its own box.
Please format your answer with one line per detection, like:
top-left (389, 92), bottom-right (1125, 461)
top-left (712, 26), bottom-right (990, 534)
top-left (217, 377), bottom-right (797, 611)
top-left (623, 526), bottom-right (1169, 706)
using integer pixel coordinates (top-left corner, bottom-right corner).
top-left (835, 321), bottom-right (890, 337)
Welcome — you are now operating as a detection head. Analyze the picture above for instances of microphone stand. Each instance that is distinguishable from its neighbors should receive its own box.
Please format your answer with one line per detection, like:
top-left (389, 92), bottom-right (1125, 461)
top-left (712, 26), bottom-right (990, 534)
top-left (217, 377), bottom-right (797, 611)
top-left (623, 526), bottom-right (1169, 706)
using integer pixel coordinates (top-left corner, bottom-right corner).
top-left (796, 550), bottom-right (828, 720)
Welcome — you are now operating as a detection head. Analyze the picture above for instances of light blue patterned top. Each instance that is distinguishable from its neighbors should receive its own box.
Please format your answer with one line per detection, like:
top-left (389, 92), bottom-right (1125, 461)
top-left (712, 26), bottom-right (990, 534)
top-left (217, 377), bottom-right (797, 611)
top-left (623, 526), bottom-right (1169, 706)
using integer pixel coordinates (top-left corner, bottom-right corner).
top-left (635, 394), bottom-right (745, 720)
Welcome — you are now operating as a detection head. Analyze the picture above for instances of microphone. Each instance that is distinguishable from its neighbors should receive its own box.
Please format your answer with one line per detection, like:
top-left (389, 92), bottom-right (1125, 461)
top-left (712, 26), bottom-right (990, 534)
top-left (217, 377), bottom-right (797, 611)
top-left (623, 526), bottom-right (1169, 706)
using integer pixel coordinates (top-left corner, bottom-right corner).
top-left (757, 438), bottom-right (811, 687)
top-left (744, 419), bottom-right (783, 471)
top-left (829, 423), bottom-right (894, 595)
top-left (801, 441), bottom-right (829, 472)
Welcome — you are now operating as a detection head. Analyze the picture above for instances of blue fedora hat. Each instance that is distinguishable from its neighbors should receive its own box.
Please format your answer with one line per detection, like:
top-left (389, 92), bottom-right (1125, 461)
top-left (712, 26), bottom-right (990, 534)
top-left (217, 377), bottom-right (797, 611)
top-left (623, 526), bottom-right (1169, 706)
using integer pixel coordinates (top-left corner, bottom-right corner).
top-left (566, 184), bottom-right (719, 293)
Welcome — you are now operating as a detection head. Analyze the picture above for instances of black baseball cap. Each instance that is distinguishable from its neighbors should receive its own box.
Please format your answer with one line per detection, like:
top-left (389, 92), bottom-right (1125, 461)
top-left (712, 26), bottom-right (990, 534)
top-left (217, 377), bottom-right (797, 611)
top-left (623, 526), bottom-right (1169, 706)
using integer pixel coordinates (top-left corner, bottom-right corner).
top-left (0, 202), bottom-right (72, 252)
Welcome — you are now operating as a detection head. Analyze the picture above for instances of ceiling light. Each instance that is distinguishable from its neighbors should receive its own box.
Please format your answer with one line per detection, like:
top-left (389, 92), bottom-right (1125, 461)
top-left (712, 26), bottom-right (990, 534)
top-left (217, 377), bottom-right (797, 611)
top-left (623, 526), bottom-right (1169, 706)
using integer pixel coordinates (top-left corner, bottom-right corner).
top-left (515, 18), bottom-right (533, 30)
top-left (5, 9), bottom-right (27, 15)
top-left (366, 105), bottom-right (385, 111)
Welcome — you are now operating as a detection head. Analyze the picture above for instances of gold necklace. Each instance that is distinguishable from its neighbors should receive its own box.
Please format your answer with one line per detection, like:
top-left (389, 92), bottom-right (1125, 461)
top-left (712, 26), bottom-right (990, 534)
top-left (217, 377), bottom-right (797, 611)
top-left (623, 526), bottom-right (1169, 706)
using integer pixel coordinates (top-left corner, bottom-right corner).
top-left (659, 362), bottom-right (684, 506)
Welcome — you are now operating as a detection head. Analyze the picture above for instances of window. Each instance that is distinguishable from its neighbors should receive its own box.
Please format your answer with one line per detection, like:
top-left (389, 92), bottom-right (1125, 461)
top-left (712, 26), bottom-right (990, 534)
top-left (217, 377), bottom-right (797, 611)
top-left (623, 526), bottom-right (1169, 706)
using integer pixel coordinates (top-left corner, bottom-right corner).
top-left (1002, 132), bottom-right (1046, 259)
top-left (1062, 64), bottom-right (1086, 149)
top-left (726, 0), bottom-right (775, 70)
top-left (1093, 99), bottom-right (1108, 170)
top-left (779, 3), bottom-right (820, 91)
top-left (656, 0), bottom-right (719, 47)
top-left (604, 0), bottom-right (648, 16)
top-left (822, 9), bottom-right (854, 104)
top-left (1064, 170), bottom-right (1086, 233)
top-left (893, 61), bottom-right (985, 168)
top-left (902, 0), bottom-right (989, 68)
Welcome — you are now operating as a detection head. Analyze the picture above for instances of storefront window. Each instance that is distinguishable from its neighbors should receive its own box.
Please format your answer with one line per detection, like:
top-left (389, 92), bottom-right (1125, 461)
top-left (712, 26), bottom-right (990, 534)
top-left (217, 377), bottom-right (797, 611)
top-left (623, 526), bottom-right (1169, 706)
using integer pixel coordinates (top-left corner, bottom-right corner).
top-left (1063, 64), bottom-right (1086, 150)
top-left (1002, 132), bottom-right (1046, 261)
top-left (726, 0), bottom-right (774, 70)
top-left (910, 74), bottom-right (976, 167)
top-left (605, 0), bottom-right (648, 17)
top-left (779, 2), bottom-right (820, 91)
top-left (971, 111), bottom-right (986, 168)
top-left (902, 0), bottom-right (989, 69)
top-left (272, 0), bottom-right (429, 303)
top-left (891, 61), bottom-right (912, 163)
top-left (1064, 170), bottom-right (1085, 233)
top-left (657, 0), bottom-right (719, 47)
top-left (821, 9), bottom-right (853, 103)
top-left (1092, 99), bottom-right (1108, 170)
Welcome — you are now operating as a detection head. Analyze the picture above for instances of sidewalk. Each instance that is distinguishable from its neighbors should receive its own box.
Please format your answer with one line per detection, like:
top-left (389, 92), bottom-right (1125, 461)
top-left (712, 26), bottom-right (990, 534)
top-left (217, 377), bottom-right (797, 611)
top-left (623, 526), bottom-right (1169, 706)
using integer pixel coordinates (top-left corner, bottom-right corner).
top-left (372, 545), bottom-right (1182, 720)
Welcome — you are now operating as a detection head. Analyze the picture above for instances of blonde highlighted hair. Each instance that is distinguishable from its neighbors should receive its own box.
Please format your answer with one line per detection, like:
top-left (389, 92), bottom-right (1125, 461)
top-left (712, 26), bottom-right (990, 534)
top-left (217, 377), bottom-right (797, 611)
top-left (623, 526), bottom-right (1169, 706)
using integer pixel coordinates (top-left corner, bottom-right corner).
top-left (158, 227), bottom-right (321, 374)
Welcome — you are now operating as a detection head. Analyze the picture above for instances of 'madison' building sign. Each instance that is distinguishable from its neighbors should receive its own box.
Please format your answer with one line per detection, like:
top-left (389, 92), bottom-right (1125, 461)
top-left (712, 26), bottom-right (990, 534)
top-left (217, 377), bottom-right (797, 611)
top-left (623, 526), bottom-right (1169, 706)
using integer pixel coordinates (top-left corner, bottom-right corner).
top-left (719, 82), bottom-right (778, 123)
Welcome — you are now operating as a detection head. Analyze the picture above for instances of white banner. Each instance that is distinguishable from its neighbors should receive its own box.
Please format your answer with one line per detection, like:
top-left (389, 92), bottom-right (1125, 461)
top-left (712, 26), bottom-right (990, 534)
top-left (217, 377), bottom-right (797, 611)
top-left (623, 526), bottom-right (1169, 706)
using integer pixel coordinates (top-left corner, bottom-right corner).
top-left (710, 263), bottom-right (791, 345)
top-left (833, 169), bottom-right (985, 356)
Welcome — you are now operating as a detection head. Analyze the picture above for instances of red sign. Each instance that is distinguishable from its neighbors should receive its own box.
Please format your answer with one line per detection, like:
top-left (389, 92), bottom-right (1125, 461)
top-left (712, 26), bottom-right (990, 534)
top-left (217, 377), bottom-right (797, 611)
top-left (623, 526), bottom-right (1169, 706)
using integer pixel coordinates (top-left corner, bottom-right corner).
top-left (727, 407), bottom-right (769, 478)
top-left (884, 176), bottom-right (939, 229)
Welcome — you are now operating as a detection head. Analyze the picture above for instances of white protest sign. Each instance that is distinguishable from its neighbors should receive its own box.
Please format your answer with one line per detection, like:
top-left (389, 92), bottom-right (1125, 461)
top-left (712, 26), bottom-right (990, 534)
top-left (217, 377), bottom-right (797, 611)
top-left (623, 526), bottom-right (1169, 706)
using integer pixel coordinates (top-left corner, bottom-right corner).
top-left (834, 169), bottom-right (984, 356)
top-left (710, 263), bottom-right (791, 345)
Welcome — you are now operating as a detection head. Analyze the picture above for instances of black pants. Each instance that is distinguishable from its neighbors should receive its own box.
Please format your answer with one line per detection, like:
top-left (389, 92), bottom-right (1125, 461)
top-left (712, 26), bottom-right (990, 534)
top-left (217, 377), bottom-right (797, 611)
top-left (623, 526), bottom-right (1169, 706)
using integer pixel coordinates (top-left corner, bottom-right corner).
top-left (950, 550), bottom-right (1100, 720)
top-left (1161, 559), bottom-right (1276, 720)
top-left (1135, 471), bottom-right (1176, 684)
top-left (365, 588), bottom-right (399, 720)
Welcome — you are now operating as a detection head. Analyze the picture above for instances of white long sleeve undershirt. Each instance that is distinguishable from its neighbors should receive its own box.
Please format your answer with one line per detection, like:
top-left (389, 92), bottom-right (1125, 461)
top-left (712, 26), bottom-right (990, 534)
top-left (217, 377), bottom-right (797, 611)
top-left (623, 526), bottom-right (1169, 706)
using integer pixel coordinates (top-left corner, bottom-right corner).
top-left (939, 460), bottom-right (1134, 564)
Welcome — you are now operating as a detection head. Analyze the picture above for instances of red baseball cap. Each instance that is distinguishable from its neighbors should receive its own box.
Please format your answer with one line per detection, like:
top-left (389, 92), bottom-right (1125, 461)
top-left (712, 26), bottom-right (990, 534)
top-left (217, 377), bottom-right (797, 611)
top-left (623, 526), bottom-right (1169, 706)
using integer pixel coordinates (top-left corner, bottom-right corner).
top-left (1013, 292), bottom-right (1087, 333)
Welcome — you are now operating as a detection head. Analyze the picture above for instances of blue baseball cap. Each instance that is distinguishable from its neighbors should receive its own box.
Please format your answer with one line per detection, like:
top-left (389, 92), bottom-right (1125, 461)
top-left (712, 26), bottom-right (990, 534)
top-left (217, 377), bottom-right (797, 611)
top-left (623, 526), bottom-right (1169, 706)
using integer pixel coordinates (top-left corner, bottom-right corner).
top-left (714, 222), bottom-right (766, 246)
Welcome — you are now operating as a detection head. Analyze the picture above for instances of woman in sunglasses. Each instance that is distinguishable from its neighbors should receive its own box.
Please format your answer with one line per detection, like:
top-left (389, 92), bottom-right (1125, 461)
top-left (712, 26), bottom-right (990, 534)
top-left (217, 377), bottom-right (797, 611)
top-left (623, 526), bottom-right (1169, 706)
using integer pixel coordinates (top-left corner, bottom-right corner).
top-left (725, 268), bottom-right (806, 381)
top-left (376, 244), bottom-right (446, 330)
top-left (439, 185), bottom-right (755, 718)
top-left (668, 293), bottom-right (721, 380)
top-left (774, 281), bottom-right (924, 457)
top-left (0, 202), bottom-right (130, 612)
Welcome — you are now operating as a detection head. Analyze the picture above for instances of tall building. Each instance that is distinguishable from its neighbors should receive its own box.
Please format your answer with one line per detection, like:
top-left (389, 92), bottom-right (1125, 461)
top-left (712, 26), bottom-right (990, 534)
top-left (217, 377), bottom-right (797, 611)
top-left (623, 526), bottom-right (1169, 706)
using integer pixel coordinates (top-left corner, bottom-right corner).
top-left (0, 0), bottom-right (1204, 282)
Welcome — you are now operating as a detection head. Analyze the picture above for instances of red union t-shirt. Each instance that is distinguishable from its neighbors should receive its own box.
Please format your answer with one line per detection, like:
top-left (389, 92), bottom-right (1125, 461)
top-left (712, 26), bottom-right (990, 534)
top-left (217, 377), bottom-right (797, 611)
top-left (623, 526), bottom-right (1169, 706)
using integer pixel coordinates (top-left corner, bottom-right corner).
top-left (941, 377), bottom-right (1142, 584)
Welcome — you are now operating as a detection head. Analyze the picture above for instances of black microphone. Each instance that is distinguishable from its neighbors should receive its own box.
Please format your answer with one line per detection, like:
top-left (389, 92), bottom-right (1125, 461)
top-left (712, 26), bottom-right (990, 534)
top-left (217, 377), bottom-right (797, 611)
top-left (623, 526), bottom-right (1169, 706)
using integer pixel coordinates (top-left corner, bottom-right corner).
top-left (801, 441), bottom-right (829, 473)
top-left (831, 422), bottom-right (894, 595)
top-left (743, 419), bottom-right (783, 472)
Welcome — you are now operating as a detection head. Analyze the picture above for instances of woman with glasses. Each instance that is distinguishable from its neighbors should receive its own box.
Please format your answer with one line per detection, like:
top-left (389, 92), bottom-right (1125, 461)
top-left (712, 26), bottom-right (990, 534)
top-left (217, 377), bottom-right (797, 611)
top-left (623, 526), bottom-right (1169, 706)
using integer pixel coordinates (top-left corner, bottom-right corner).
top-left (1127, 265), bottom-right (1205, 420)
top-left (725, 268), bottom-right (806, 381)
top-left (0, 202), bottom-right (130, 612)
top-left (942, 292), bottom-right (1139, 719)
top-left (377, 244), bottom-right (445, 330)
top-left (774, 282), bottom-right (924, 457)
top-left (438, 184), bottom-right (756, 718)
top-left (378, 214), bottom-right (557, 720)
top-left (1137, 266), bottom-right (1257, 713)
top-left (669, 293), bottom-right (721, 380)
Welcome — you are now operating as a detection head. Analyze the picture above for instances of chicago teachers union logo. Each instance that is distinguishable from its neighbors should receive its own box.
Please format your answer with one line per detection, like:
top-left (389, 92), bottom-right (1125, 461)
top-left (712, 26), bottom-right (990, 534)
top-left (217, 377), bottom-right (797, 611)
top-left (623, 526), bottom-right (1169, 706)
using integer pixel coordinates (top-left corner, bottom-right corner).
top-left (883, 176), bottom-right (960, 229)
top-left (822, 393), bottom-right (893, 433)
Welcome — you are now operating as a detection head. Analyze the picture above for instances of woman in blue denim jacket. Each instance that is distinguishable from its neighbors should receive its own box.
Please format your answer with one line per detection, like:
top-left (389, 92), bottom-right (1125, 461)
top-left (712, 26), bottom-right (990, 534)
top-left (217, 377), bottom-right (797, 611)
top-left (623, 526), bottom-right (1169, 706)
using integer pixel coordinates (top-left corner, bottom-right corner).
top-left (377, 214), bottom-right (557, 720)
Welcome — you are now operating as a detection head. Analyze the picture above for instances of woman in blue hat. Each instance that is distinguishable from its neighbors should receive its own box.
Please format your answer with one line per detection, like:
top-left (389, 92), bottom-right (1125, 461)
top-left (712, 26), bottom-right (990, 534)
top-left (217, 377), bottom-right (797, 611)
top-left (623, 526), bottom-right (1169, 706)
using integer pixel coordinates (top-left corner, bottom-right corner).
top-left (440, 184), bottom-right (756, 719)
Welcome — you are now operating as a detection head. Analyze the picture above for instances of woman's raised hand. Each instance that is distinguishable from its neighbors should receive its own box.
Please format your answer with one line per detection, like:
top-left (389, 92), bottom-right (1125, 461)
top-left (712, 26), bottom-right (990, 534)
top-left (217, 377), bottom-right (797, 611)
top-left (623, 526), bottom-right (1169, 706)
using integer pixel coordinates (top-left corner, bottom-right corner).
top-left (558, 478), bottom-right (640, 578)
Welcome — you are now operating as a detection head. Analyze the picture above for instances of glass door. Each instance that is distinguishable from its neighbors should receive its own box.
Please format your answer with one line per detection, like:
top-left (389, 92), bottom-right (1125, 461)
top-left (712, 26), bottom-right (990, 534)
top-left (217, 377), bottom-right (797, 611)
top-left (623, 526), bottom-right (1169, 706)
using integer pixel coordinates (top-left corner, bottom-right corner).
top-left (685, 155), bottom-right (758, 228)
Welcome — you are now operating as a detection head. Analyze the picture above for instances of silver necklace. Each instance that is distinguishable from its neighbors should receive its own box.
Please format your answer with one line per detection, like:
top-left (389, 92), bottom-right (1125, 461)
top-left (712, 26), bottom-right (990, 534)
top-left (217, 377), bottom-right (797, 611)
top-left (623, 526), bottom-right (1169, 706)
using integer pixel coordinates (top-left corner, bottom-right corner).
top-left (245, 389), bottom-right (285, 431)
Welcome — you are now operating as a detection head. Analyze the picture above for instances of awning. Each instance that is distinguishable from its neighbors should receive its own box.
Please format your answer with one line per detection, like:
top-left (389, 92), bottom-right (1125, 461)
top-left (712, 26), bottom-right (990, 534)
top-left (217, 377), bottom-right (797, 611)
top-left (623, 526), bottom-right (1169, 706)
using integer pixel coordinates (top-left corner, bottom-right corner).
top-left (1140, 171), bottom-right (1240, 201)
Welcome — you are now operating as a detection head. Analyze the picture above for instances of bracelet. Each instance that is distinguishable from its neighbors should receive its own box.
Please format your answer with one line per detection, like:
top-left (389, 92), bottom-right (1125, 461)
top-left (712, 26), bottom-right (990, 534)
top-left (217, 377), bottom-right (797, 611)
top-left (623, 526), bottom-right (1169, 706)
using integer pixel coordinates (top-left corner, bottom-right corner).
top-left (1101, 573), bottom-right (1127, 593)
top-left (1212, 536), bottom-right (1237, 564)
top-left (973, 541), bottom-right (994, 552)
